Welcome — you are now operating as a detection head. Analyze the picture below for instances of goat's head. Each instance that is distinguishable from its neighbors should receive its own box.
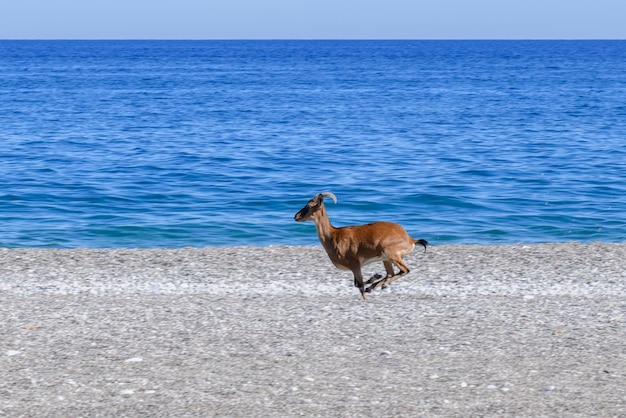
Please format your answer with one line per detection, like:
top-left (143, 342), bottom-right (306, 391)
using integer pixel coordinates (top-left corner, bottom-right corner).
top-left (294, 192), bottom-right (337, 222)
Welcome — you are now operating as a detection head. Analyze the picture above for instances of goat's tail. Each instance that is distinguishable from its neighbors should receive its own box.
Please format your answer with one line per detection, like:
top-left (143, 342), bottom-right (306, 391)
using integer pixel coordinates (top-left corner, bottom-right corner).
top-left (413, 239), bottom-right (429, 252)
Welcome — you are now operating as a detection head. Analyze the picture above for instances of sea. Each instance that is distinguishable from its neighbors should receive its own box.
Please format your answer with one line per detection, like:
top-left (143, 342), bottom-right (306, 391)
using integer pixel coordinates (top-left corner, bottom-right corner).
top-left (1, 40), bottom-right (625, 248)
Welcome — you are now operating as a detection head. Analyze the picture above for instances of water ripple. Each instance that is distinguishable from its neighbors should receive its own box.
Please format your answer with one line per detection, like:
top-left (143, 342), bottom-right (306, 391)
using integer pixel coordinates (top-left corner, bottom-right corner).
top-left (1, 40), bottom-right (626, 247)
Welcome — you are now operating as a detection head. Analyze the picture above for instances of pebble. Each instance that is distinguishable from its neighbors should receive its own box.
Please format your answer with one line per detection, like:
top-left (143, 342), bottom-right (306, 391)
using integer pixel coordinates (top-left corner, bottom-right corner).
top-left (0, 243), bottom-right (624, 417)
top-left (1, 243), bottom-right (625, 298)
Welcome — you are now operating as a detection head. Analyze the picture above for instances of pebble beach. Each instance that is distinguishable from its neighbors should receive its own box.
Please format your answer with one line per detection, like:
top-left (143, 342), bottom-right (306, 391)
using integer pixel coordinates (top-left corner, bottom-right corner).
top-left (1, 243), bottom-right (626, 417)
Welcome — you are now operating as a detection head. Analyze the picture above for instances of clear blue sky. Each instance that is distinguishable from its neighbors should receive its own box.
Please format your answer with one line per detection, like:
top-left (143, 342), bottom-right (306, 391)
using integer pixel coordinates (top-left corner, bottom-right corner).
top-left (1, 0), bottom-right (625, 39)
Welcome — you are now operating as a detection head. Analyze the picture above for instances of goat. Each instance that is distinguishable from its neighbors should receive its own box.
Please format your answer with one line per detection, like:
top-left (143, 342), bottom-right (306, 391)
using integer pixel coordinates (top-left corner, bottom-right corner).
top-left (294, 192), bottom-right (428, 299)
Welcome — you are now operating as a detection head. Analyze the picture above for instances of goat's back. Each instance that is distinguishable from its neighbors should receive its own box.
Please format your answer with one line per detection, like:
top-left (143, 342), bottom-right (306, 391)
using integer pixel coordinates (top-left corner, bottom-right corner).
top-left (330, 221), bottom-right (415, 257)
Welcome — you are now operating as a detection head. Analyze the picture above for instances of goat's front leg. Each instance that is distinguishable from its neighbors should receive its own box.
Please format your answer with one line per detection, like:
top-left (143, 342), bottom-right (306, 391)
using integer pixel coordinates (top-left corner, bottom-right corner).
top-left (365, 273), bottom-right (383, 285)
top-left (350, 267), bottom-right (367, 300)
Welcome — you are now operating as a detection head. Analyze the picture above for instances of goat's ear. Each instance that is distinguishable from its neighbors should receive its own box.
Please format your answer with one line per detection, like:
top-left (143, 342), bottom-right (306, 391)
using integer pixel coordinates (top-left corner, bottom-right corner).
top-left (314, 194), bottom-right (324, 205)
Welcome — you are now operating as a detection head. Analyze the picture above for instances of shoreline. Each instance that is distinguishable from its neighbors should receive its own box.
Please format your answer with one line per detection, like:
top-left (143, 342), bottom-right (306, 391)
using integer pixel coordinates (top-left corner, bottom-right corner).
top-left (2, 242), bottom-right (626, 416)
top-left (2, 242), bottom-right (625, 296)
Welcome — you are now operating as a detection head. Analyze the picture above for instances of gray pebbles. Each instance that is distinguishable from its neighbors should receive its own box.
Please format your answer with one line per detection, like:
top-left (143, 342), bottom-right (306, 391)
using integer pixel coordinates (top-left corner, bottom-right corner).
top-left (1, 243), bottom-right (625, 417)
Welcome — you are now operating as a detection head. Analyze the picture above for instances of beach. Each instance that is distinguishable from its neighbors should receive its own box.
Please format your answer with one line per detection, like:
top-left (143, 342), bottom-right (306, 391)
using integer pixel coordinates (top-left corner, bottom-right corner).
top-left (1, 243), bottom-right (625, 417)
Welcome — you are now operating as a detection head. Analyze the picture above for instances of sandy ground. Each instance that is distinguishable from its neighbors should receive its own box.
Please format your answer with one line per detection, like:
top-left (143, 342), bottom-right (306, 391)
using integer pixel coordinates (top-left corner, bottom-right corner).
top-left (1, 243), bottom-right (625, 417)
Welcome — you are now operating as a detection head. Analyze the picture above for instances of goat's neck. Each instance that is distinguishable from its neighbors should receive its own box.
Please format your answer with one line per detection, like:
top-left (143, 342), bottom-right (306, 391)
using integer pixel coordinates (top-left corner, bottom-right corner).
top-left (313, 206), bottom-right (336, 247)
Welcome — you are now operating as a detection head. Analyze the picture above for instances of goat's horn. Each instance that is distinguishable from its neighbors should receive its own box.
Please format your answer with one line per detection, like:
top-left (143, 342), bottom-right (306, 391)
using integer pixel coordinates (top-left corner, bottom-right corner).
top-left (320, 192), bottom-right (337, 204)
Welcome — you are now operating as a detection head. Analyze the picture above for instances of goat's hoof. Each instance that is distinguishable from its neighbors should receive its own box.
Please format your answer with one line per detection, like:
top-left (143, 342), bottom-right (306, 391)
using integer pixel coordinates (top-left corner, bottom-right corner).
top-left (365, 283), bottom-right (379, 293)
top-left (366, 274), bottom-right (382, 284)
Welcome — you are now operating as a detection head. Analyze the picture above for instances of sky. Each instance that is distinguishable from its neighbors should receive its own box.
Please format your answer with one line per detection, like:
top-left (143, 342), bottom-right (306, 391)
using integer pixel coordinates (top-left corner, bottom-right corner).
top-left (1, 0), bottom-right (625, 40)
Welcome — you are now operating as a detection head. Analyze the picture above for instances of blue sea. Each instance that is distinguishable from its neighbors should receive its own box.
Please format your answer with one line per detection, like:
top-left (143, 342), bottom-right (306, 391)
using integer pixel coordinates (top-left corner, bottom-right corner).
top-left (1, 40), bottom-right (625, 248)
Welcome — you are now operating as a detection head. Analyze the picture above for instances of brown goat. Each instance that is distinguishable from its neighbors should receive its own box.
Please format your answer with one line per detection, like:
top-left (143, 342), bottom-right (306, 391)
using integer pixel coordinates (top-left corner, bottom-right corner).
top-left (294, 192), bottom-right (428, 299)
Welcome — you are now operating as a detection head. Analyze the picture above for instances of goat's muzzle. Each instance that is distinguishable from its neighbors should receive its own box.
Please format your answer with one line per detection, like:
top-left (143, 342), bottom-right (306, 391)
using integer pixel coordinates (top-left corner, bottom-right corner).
top-left (294, 209), bottom-right (306, 222)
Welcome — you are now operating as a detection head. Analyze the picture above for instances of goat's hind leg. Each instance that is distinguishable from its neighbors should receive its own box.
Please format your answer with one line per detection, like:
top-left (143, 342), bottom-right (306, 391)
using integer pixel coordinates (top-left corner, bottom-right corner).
top-left (366, 260), bottom-right (395, 285)
top-left (381, 258), bottom-right (410, 288)
top-left (366, 261), bottom-right (396, 292)
top-left (368, 259), bottom-right (410, 292)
